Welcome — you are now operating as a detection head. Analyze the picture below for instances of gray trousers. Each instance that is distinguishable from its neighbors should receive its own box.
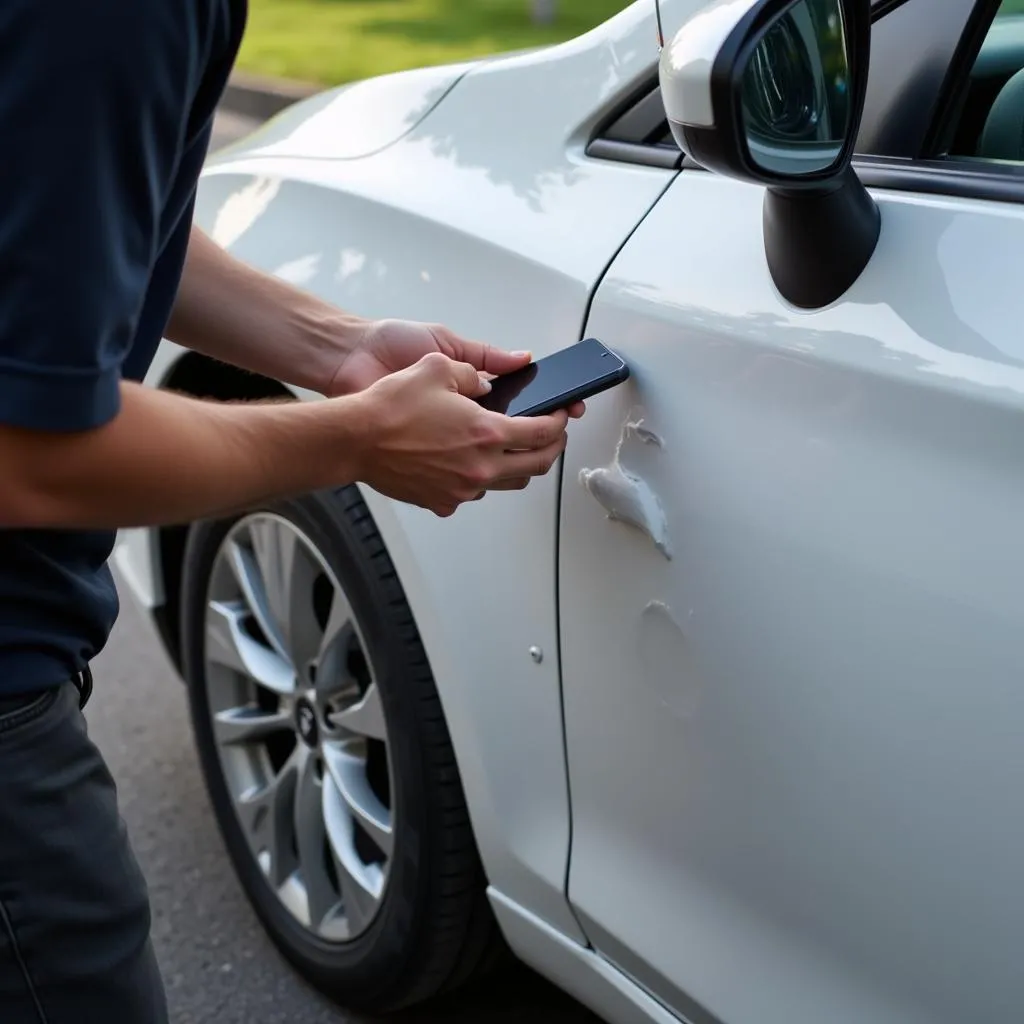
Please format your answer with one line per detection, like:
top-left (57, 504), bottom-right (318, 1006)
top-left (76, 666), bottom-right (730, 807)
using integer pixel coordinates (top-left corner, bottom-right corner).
top-left (0, 676), bottom-right (168, 1023)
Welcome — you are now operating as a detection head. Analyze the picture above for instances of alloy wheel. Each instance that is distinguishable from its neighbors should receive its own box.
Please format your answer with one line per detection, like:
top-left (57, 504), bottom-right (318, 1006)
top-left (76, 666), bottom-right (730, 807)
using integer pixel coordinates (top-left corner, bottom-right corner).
top-left (202, 512), bottom-right (393, 942)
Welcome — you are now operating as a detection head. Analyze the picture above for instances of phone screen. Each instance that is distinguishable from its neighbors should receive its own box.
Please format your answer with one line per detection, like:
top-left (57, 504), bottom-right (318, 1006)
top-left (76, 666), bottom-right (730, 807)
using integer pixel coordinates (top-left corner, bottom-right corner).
top-left (477, 338), bottom-right (627, 417)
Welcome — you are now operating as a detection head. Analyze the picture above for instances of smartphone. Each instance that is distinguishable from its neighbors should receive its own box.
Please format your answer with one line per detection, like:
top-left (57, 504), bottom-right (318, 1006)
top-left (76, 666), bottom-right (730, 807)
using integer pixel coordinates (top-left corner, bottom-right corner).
top-left (477, 338), bottom-right (629, 417)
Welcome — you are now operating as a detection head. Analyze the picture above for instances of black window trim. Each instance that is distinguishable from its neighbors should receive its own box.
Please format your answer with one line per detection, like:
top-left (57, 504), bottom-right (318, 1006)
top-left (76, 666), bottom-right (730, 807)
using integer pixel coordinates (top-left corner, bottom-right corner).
top-left (586, 138), bottom-right (683, 169)
top-left (857, 155), bottom-right (1024, 202)
top-left (586, 79), bottom-right (684, 170)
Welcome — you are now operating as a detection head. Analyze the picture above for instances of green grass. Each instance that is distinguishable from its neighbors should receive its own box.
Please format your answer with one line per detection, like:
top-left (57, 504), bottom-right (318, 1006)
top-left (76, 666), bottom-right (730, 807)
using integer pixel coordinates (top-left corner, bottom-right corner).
top-left (238, 0), bottom-right (634, 86)
top-left (1002, 0), bottom-right (1024, 13)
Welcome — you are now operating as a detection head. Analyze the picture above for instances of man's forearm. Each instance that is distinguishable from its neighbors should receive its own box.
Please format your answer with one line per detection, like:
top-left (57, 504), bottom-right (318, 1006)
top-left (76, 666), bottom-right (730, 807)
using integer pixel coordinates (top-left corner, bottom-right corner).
top-left (166, 226), bottom-right (362, 395)
top-left (0, 382), bottom-right (365, 530)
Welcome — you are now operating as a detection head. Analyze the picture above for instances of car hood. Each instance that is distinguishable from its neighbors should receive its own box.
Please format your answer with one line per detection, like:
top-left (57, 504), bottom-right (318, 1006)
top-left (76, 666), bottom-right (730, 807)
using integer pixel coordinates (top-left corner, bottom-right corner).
top-left (208, 60), bottom-right (481, 164)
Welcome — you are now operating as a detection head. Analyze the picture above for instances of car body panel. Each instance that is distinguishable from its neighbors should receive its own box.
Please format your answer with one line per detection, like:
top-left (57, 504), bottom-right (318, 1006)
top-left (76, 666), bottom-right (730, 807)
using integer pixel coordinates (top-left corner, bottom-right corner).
top-left (212, 62), bottom-right (479, 163)
top-left (559, 168), bottom-right (1024, 1024)
top-left (118, 0), bottom-right (701, 948)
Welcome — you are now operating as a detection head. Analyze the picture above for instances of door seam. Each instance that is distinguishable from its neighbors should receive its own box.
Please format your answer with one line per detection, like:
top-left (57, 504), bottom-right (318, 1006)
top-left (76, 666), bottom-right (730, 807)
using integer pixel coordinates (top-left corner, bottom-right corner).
top-left (554, 164), bottom-right (682, 939)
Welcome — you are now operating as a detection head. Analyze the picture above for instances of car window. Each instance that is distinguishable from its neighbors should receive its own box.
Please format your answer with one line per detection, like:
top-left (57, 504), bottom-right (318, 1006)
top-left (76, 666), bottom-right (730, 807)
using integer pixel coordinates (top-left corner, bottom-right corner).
top-left (946, 0), bottom-right (1024, 161)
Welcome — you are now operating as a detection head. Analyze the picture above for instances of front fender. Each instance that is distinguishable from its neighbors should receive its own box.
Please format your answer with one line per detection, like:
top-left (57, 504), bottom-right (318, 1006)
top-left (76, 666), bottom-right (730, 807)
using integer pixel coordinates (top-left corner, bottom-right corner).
top-left (210, 61), bottom-right (479, 164)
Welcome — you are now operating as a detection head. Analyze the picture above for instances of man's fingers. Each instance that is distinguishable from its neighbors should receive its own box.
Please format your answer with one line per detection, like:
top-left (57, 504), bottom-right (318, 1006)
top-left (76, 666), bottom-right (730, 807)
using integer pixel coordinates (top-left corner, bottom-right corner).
top-left (439, 327), bottom-right (532, 377)
top-left (495, 436), bottom-right (567, 481)
top-left (489, 477), bottom-right (531, 491)
top-left (495, 409), bottom-right (570, 451)
top-left (427, 354), bottom-right (490, 398)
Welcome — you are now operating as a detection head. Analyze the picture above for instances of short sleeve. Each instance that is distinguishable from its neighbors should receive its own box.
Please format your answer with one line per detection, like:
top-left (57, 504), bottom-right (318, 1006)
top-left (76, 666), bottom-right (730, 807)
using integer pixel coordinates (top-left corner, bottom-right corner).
top-left (0, 0), bottom-right (197, 432)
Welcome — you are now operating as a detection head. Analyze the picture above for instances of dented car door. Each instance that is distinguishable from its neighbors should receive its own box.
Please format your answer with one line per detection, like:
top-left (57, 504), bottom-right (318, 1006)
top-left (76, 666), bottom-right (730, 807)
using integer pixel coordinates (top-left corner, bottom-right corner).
top-left (557, 164), bottom-right (1024, 1024)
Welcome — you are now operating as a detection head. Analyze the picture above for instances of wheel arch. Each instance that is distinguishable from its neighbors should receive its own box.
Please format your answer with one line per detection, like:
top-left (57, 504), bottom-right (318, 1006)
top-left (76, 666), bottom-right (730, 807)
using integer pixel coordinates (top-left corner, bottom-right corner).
top-left (152, 351), bottom-right (294, 672)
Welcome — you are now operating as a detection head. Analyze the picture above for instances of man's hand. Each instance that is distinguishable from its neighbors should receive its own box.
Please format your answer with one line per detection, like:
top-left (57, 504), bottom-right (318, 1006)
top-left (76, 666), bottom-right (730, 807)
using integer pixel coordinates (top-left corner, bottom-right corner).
top-left (330, 318), bottom-right (527, 393)
top-left (332, 318), bottom-right (586, 418)
top-left (1, 355), bottom-right (570, 530)
top-left (352, 352), bottom-right (570, 517)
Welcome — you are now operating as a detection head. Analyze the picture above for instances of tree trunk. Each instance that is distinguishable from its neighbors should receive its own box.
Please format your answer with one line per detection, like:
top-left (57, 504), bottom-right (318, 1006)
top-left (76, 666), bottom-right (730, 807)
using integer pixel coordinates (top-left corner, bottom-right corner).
top-left (531, 0), bottom-right (556, 25)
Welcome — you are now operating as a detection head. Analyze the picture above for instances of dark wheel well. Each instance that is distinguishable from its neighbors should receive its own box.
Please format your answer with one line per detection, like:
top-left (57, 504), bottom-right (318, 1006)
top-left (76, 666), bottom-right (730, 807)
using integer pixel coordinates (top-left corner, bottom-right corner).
top-left (154, 352), bottom-right (293, 673)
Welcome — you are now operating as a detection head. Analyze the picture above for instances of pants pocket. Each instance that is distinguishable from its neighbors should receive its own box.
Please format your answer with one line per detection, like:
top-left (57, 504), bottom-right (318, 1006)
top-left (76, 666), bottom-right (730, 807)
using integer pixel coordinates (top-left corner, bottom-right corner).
top-left (0, 689), bottom-right (60, 737)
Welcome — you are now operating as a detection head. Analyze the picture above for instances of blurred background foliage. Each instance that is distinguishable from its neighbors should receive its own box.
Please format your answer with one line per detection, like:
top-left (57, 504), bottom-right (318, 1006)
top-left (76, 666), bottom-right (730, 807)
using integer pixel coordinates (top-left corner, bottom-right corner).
top-left (237, 0), bottom-right (1024, 88)
top-left (237, 0), bottom-right (635, 86)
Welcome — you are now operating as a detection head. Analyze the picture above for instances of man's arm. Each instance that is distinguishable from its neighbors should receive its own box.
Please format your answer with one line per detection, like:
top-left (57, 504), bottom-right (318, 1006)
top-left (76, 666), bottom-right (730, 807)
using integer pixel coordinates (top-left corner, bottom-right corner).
top-left (0, 359), bottom-right (571, 529)
top-left (165, 227), bottom-right (356, 395)
top-left (166, 227), bottom-right (556, 399)
top-left (0, 382), bottom-right (360, 529)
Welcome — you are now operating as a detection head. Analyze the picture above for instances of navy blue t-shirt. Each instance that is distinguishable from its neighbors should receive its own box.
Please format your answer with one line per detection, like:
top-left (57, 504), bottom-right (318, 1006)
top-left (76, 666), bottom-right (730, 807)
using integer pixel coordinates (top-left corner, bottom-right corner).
top-left (0, 0), bottom-right (247, 694)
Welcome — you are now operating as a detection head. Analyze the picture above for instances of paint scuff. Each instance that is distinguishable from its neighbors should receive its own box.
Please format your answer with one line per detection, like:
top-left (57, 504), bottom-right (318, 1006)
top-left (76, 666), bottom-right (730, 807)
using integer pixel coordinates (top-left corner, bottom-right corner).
top-left (579, 412), bottom-right (671, 559)
top-left (624, 418), bottom-right (664, 448)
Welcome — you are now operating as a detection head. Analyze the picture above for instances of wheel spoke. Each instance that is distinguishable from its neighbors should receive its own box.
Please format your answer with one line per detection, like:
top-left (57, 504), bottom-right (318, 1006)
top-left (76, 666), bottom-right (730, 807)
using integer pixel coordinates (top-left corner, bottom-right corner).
top-left (322, 741), bottom-right (393, 857)
top-left (315, 588), bottom-right (356, 694)
top-left (331, 683), bottom-right (386, 742)
top-left (249, 517), bottom-right (300, 644)
top-left (213, 705), bottom-right (292, 746)
top-left (226, 540), bottom-right (288, 659)
top-left (294, 751), bottom-right (341, 931)
top-left (238, 753), bottom-right (299, 888)
top-left (322, 778), bottom-right (382, 936)
top-left (247, 518), bottom-right (324, 672)
top-left (206, 600), bottom-right (296, 695)
top-left (333, 845), bottom-right (379, 937)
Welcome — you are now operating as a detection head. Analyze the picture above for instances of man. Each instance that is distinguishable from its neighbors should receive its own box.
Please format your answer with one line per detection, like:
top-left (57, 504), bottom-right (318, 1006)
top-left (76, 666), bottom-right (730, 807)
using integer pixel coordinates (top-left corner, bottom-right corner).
top-left (0, 2), bottom-right (580, 1020)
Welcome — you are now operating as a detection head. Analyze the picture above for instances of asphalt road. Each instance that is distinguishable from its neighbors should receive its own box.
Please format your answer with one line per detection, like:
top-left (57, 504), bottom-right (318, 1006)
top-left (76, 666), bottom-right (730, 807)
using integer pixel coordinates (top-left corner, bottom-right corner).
top-left (84, 109), bottom-right (603, 1024)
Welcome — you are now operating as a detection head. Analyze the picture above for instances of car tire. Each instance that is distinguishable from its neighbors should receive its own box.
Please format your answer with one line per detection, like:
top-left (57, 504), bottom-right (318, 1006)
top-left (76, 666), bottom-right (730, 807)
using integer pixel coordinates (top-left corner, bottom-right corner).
top-left (180, 486), bottom-right (504, 1013)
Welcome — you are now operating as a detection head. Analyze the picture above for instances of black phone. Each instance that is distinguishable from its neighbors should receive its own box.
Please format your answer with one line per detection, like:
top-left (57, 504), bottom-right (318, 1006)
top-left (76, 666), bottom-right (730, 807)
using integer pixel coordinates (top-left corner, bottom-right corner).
top-left (477, 338), bottom-right (629, 417)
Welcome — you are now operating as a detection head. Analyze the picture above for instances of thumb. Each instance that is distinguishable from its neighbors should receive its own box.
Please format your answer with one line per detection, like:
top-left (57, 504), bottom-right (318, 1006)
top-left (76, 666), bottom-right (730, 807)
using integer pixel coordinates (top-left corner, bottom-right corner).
top-left (447, 359), bottom-right (492, 399)
top-left (475, 346), bottom-right (532, 376)
top-left (433, 326), bottom-right (531, 377)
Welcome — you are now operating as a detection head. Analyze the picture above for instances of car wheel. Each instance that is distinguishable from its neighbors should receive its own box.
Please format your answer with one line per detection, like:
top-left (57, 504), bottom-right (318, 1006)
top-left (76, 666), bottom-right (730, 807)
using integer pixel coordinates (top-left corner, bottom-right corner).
top-left (180, 486), bottom-right (503, 1012)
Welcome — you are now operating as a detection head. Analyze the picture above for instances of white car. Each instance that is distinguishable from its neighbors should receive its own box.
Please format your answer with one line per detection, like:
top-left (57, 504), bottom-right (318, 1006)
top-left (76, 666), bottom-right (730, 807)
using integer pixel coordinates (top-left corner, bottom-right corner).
top-left (118, 0), bottom-right (1024, 1020)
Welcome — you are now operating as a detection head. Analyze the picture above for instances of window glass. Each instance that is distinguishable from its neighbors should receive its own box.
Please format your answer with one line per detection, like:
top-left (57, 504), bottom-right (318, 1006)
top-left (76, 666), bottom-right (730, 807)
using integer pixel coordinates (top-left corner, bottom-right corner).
top-left (947, 0), bottom-right (1024, 161)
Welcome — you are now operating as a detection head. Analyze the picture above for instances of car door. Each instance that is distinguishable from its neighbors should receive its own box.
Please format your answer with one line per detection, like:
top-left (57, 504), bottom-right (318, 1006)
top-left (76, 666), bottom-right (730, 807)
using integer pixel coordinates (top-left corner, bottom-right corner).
top-left (559, 2), bottom-right (1024, 1023)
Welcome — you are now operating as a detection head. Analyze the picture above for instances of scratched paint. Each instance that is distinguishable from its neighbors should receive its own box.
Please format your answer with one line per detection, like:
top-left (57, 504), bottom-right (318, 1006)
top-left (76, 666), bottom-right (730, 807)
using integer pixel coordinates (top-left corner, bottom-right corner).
top-left (579, 412), bottom-right (672, 559)
top-left (624, 417), bottom-right (664, 448)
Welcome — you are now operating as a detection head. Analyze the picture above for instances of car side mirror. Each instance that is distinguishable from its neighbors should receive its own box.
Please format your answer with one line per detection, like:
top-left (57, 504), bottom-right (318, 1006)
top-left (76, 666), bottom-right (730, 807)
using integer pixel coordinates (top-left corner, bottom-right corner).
top-left (659, 0), bottom-right (880, 309)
